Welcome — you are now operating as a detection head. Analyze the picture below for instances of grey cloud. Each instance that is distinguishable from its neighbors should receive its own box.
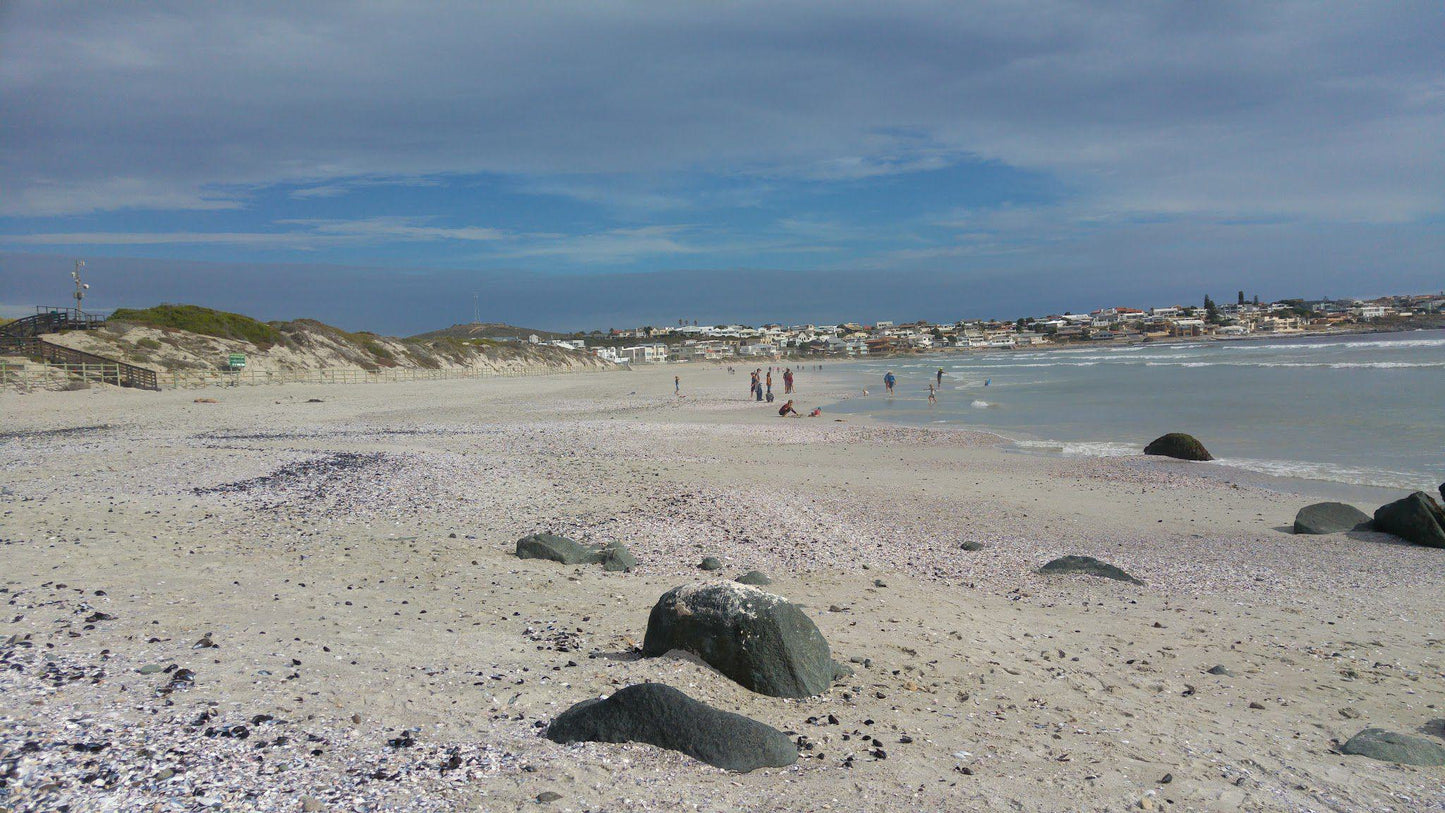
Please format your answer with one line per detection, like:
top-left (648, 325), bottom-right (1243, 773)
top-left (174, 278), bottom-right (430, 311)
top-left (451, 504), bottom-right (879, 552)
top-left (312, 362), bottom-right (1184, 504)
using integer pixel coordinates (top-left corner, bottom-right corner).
top-left (2, 2), bottom-right (1441, 219)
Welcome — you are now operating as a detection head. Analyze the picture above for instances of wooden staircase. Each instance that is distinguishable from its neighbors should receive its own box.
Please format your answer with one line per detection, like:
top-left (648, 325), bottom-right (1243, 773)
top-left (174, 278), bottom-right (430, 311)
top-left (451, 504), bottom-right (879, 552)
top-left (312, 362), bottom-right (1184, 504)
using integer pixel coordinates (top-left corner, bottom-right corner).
top-left (0, 307), bottom-right (159, 390)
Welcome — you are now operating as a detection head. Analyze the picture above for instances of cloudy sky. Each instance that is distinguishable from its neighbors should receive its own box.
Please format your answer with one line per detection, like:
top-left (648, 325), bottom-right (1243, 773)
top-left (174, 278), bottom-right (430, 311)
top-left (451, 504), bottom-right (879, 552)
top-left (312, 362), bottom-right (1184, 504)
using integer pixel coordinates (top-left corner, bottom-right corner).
top-left (2, 2), bottom-right (1442, 333)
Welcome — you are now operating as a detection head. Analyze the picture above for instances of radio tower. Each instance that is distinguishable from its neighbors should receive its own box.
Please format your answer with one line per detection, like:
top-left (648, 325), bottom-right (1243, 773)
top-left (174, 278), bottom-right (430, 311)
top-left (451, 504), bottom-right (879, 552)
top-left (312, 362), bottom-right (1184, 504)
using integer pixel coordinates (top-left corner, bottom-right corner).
top-left (71, 260), bottom-right (89, 315)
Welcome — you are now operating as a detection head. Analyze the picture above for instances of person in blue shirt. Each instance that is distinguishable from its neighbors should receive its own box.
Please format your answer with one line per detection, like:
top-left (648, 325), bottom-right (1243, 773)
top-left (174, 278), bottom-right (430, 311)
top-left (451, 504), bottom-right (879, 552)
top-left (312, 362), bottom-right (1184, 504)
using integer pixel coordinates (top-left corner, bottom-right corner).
top-left (883, 371), bottom-right (896, 394)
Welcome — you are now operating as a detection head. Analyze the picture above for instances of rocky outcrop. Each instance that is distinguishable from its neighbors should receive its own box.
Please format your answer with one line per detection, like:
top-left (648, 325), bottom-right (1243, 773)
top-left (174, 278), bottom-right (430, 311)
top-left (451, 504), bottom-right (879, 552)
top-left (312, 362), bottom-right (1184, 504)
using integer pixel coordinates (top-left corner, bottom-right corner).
top-left (1293, 502), bottom-right (1372, 534)
top-left (1037, 555), bottom-right (1144, 585)
top-left (642, 581), bottom-right (846, 698)
top-left (1143, 433), bottom-right (1213, 461)
top-left (546, 683), bottom-right (797, 772)
top-left (1340, 728), bottom-right (1445, 766)
top-left (1372, 492), bottom-right (1445, 548)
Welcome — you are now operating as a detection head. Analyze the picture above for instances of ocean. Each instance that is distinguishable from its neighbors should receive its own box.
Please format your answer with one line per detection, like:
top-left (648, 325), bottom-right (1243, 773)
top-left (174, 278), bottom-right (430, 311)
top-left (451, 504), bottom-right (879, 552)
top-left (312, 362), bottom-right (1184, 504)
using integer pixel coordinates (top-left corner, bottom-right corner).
top-left (820, 329), bottom-right (1445, 494)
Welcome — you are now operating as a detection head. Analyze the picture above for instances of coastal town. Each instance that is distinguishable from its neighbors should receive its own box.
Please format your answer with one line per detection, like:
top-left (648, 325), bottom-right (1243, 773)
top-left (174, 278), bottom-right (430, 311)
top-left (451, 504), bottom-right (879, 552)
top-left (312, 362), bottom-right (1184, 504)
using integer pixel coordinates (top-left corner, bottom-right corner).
top-left (538, 291), bottom-right (1445, 364)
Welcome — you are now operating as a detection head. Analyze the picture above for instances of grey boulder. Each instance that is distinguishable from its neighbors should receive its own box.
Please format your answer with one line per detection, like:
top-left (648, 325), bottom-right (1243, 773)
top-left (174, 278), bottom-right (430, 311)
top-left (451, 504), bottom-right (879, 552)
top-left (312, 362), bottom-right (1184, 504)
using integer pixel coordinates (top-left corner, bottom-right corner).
top-left (1340, 728), bottom-right (1445, 766)
top-left (1373, 492), bottom-right (1445, 548)
top-left (1293, 502), bottom-right (1372, 534)
top-left (515, 534), bottom-right (639, 570)
top-left (643, 581), bottom-right (846, 698)
top-left (546, 683), bottom-right (797, 772)
top-left (1037, 555), bottom-right (1144, 585)
top-left (515, 534), bottom-right (601, 565)
top-left (1143, 433), bottom-right (1213, 461)
top-left (734, 570), bottom-right (773, 586)
top-left (698, 556), bottom-right (723, 571)
top-left (599, 542), bottom-right (638, 572)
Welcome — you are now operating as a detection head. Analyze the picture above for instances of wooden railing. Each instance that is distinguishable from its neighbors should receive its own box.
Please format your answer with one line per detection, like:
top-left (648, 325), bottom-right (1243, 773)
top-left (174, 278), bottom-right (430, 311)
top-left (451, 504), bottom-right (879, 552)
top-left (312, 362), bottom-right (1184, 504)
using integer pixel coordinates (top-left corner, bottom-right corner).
top-left (0, 361), bottom-right (122, 388)
top-left (163, 364), bottom-right (604, 389)
top-left (0, 336), bottom-right (158, 390)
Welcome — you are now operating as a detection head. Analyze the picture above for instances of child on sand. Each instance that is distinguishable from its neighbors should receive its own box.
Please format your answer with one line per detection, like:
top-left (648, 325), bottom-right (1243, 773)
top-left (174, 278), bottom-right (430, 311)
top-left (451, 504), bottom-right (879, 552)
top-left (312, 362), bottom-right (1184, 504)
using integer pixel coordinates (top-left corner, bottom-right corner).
top-left (928, 383), bottom-right (937, 404)
top-left (778, 400), bottom-right (798, 417)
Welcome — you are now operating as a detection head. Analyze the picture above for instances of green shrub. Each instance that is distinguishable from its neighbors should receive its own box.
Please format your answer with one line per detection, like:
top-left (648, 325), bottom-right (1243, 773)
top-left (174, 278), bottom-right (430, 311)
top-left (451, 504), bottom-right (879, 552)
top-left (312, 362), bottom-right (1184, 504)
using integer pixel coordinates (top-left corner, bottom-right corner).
top-left (110, 304), bottom-right (282, 348)
top-left (136, 337), bottom-right (163, 350)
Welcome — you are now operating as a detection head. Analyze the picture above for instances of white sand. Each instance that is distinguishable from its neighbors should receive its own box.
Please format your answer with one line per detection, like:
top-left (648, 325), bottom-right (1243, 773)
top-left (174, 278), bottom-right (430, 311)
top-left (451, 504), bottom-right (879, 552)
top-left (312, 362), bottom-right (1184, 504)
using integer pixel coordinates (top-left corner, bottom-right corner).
top-left (1, 365), bottom-right (1441, 812)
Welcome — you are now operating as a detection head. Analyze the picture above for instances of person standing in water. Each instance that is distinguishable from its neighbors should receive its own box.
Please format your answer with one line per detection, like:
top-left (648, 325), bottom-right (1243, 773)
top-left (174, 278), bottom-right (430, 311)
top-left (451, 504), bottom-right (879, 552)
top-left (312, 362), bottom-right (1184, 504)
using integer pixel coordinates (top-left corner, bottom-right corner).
top-left (928, 382), bottom-right (937, 404)
top-left (883, 370), bottom-right (896, 394)
top-left (937, 368), bottom-right (944, 387)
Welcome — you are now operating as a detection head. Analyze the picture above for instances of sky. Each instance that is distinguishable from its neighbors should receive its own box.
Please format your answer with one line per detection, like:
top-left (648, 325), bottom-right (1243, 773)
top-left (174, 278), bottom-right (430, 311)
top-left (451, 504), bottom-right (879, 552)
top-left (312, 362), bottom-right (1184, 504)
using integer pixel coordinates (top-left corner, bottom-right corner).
top-left (1, 2), bottom-right (1443, 333)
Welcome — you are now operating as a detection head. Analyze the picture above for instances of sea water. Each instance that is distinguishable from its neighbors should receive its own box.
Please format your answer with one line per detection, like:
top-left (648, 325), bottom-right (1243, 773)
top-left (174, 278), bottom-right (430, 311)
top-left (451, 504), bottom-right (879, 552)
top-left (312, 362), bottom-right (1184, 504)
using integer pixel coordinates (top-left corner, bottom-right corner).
top-left (822, 329), bottom-right (1445, 492)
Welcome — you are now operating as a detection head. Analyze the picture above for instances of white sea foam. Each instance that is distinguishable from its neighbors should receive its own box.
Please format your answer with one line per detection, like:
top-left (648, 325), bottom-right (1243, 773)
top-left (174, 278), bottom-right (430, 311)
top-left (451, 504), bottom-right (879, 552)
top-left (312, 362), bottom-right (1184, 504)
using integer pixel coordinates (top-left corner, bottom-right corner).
top-left (1210, 457), bottom-right (1432, 491)
top-left (970, 400), bottom-right (991, 408)
top-left (1013, 439), bottom-right (1137, 457)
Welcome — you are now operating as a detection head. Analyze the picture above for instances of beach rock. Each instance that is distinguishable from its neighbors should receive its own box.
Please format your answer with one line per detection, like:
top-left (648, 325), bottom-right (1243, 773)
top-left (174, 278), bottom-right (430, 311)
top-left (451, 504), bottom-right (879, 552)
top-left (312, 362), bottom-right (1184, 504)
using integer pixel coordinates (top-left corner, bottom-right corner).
top-left (598, 542), bottom-right (637, 572)
top-left (1372, 492), bottom-right (1445, 548)
top-left (1206, 665), bottom-right (1235, 677)
top-left (536, 791), bottom-right (563, 803)
top-left (1037, 555), bottom-right (1144, 585)
top-left (642, 581), bottom-right (846, 698)
top-left (1293, 502), bottom-right (1372, 534)
top-left (1439, 482), bottom-right (1444, 502)
top-left (735, 570), bottom-right (773, 586)
top-left (515, 534), bottom-right (602, 565)
top-left (1143, 433), bottom-right (1213, 461)
top-left (1340, 728), bottom-right (1445, 766)
top-left (699, 556), bottom-right (723, 571)
top-left (546, 683), bottom-right (798, 772)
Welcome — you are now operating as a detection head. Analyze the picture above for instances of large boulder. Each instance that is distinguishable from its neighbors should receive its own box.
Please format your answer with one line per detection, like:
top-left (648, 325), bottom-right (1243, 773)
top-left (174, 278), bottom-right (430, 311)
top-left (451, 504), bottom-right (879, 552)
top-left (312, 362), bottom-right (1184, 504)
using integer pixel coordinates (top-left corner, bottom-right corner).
top-left (1340, 728), bottom-right (1445, 766)
top-left (1143, 433), bottom-right (1213, 461)
top-left (1293, 502), bottom-right (1372, 535)
top-left (1372, 492), bottom-right (1445, 548)
top-left (1037, 555), bottom-right (1144, 585)
top-left (642, 581), bottom-right (846, 698)
top-left (546, 683), bottom-right (797, 772)
top-left (515, 534), bottom-right (603, 565)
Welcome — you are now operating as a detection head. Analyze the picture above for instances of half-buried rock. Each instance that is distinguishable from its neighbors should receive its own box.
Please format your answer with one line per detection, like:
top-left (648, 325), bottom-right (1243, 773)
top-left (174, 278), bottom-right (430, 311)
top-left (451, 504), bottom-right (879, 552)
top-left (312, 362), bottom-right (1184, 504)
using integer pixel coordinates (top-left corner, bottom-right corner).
top-left (1372, 492), bottom-right (1445, 548)
top-left (643, 581), bottom-right (847, 698)
top-left (1293, 502), bottom-right (1372, 534)
top-left (515, 534), bottom-right (638, 570)
top-left (1037, 555), bottom-right (1144, 585)
top-left (1340, 728), bottom-right (1445, 766)
top-left (734, 570), bottom-right (773, 586)
top-left (1143, 433), bottom-right (1213, 461)
top-left (546, 683), bottom-right (798, 772)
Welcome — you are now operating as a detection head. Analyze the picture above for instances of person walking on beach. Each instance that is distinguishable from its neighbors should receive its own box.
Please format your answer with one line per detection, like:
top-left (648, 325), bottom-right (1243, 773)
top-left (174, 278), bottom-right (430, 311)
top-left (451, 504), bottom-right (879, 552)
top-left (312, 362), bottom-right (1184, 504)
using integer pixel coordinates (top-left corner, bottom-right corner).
top-left (928, 382), bottom-right (937, 404)
top-left (754, 370), bottom-right (764, 401)
top-left (749, 370), bottom-right (759, 400)
top-left (883, 370), bottom-right (896, 395)
top-left (675, 374), bottom-right (680, 395)
top-left (766, 370), bottom-right (773, 393)
top-left (783, 368), bottom-right (794, 394)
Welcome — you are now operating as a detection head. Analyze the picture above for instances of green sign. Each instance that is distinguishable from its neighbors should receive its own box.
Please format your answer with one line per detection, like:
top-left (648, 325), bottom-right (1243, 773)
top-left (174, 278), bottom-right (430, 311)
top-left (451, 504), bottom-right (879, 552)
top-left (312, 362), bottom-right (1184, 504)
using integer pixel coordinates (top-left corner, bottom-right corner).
top-left (228, 353), bottom-right (247, 369)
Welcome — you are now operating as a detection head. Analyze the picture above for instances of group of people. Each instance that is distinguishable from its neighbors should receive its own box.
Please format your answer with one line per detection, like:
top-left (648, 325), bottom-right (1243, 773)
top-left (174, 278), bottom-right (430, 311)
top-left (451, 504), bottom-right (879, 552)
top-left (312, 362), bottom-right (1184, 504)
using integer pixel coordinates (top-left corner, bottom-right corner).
top-left (748, 366), bottom-right (797, 402)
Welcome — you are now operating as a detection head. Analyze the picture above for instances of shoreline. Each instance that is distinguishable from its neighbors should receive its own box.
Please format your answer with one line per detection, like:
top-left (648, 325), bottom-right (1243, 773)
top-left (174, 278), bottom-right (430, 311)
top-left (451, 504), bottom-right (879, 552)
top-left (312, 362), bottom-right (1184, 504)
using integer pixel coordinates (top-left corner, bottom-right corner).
top-left (1, 366), bottom-right (1442, 811)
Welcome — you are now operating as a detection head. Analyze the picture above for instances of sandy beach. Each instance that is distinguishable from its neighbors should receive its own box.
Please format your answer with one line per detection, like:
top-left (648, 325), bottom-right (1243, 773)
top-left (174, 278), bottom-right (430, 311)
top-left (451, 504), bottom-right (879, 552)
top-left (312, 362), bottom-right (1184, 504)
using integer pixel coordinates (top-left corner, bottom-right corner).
top-left (2, 364), bottom-right (1442, 812)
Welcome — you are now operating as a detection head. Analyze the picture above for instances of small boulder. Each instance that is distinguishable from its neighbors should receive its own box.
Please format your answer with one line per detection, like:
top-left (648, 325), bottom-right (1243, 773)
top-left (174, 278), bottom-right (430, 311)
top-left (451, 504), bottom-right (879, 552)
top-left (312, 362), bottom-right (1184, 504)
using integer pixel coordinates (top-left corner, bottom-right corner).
top-left (1205, 665), bottom-right (1234, 677)
top-left (1143, 433), bottom-right (1213, 461)
top-left (1293, 502), bottom-right (1372, 534)
top-left (515, 534), bottom-right (602, 565)
top-left (599, 542), bottom-right (637, 572)
top-left (1037, 555), bottom-right (1144, 585)
top-left (735, 570), bottom-right (772, 586)
top-left (1372, 492), bottom-right (1445, 548)
top-left (1340, 728), bottom-right (1445, 766)
top-left (546, 683), bottom-right (797, 772)
top-left (643, 581), bottom-right (847, 698)
top-left (698, 556), bottom-right (723, 571)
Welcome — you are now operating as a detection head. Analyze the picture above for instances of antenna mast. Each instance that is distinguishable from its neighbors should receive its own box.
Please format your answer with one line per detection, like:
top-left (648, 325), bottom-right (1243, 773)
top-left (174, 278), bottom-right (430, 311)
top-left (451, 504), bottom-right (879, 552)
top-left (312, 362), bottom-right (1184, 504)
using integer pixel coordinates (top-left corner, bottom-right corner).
top-left (71, 260), bottom-right (88, 315)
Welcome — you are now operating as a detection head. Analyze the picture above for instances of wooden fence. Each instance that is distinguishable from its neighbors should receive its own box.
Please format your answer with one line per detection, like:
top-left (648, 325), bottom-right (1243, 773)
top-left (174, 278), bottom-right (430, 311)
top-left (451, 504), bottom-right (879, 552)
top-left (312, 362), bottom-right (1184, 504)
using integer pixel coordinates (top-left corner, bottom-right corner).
top-left (0, 361), bottom-right (122, 388)
top-left (163, 364), bottom-right (614, 389)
